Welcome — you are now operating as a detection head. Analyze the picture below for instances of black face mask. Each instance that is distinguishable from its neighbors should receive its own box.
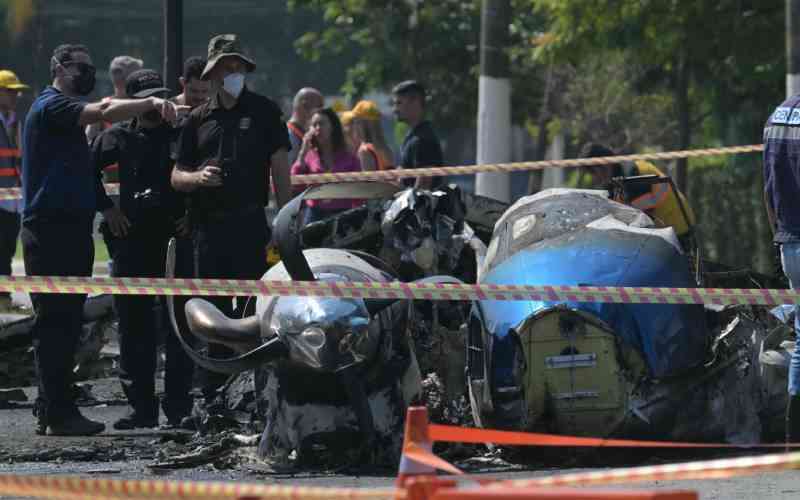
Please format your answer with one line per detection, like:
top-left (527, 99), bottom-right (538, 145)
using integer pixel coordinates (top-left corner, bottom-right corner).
top-left (70, 68), bottom-right (96, 96)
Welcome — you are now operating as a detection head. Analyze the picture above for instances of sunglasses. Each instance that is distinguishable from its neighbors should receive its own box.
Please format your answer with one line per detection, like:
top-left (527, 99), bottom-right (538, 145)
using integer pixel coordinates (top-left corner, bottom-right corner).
top-left (62, 61), bottom-right (96, 75)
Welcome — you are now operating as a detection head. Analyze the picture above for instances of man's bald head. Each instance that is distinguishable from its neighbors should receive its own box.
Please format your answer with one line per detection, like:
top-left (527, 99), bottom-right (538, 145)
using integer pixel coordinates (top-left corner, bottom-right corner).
top-left (291, 87), bottom-right (324, 126)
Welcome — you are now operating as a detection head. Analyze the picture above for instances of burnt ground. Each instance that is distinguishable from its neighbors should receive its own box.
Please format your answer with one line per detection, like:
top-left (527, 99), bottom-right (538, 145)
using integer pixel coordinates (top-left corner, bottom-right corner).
top-left (0, 379), bottom-right (798, 499)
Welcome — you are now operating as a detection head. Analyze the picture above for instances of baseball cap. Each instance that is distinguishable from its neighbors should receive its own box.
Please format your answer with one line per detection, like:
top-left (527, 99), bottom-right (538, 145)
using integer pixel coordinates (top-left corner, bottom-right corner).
top-left (352, 100), bottom-right (381, 121)
top-left (109, 55), bottom-right (144, 82)
top-left (0, 70), bottom-right (29, 90)
top-left (125, 69), bottom-right (170, 98)
top-left (339, 110), bottom-right (355, 126)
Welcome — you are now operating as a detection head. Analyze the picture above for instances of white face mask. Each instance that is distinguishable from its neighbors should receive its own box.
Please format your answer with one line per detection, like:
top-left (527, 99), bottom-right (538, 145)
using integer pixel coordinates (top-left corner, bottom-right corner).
top-left (222, 72), bottom-right (245, 98)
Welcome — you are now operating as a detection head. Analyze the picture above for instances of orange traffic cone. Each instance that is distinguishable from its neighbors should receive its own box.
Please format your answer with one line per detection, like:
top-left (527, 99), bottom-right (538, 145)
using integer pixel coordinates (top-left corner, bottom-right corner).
top-left (396, 406), bottom-right (436, 487)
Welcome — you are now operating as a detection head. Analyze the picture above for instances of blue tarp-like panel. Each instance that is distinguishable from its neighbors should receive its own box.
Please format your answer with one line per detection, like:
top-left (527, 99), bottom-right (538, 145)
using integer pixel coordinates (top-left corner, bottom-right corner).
top-left (479, 227), bottom-right (709, 379)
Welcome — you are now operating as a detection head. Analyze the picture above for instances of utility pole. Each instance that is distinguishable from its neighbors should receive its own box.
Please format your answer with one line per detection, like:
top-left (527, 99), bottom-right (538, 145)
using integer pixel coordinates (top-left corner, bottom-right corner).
top-left (789, 0), bottom-right (800, 98)
top-left (475, 0), bottom-right (512, 203)
top-left (163, 0), bottom-right (183, 96)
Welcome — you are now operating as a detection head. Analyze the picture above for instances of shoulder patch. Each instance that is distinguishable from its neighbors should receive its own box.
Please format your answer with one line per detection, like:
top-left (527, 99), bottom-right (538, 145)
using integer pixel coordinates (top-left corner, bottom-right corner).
top-left (773, 107), bottom-right (792, 124)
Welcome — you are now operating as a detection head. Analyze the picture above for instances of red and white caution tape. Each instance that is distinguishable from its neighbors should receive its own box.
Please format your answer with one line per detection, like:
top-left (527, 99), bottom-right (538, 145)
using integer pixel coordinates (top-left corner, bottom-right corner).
top-left (290, 144), bottom-right (764, 185)
top-left (0, 144), bottom-right (763, 201)
top-left (1, 275), bottom-right (798, 306)
top-left (0, 474), bottom-right (398, 500)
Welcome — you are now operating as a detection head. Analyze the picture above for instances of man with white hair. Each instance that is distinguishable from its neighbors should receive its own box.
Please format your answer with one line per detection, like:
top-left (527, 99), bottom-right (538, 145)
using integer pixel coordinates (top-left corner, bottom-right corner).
top-left (85, 55), bottom-right (143, 144)
top-left (286, 87), bottom-right (323, 165)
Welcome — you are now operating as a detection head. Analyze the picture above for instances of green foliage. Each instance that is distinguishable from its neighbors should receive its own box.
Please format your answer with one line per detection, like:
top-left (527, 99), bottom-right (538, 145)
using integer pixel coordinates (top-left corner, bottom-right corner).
top-left (532, 0), bottom-right (784, 272)
top-left (534, 0), bottom-right (784, 143)
top-left (291, 0), bottom-right (483, 129)
top-left (554, 51), bottom-right (678, 153)
top-left (1, 0), bottom-right (35, 41)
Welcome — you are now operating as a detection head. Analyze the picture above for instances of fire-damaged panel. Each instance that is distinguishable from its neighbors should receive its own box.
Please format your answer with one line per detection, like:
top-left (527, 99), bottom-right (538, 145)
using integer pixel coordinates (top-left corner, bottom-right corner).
top-left (468, 188), bottom-right (793, 443)
top-left (166, 182), bottom-right (485, 467)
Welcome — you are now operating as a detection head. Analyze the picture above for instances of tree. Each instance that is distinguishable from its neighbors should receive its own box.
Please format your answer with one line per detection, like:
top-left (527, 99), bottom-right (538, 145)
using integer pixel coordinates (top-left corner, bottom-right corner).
top-left (534, 0), bottom-right (784, 193)
top-left (290, 0), bottom-right (560, 135)
top-left (290, 0), bottom-right (482, 129)
top-left (0, 0), bottom-right (35, 41)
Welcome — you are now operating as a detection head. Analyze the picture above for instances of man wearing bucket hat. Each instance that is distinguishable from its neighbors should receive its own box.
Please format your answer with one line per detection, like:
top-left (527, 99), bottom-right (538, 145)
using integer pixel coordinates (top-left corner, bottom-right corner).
top-left (0, 70), bottom-right (29, 311)
top-left (92, 69), bottom-right (194, 430)
top-left (172, 34), bottom-right (292, 402)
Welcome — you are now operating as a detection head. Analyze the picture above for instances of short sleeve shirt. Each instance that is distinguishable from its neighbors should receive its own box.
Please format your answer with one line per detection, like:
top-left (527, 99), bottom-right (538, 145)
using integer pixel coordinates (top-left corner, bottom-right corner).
top-left (91, 121), bottom-right (182, 221)
top-left (400, 120), bottom-right (444, 188)
top-left (21, 86), bottom-right (95, 220)
top-left (174, 88), bottom-right (290, 218)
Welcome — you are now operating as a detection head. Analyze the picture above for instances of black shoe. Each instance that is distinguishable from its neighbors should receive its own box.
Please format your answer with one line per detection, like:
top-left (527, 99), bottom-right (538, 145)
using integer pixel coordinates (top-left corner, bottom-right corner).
top-left (113, 410), bottom-right (158, 430)
top-left (46, 413), bottom-right (105, 436)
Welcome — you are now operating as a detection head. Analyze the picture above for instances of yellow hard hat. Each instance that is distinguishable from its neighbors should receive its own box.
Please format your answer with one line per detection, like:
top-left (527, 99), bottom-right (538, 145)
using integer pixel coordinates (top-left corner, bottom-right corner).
top-left (352, 100), bottom-right (381, 121)
top-left (0, 70), bottom-right (29, 90)
top-left (339, 110), bottom-right (355, 126)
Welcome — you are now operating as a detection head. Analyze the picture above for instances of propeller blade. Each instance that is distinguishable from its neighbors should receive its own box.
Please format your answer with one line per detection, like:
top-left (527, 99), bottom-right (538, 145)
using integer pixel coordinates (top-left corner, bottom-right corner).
top-left (165, 238), bottom-right (288, 374)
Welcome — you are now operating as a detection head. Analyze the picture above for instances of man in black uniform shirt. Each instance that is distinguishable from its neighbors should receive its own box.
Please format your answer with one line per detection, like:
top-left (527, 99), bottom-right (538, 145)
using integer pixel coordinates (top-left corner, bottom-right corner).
top-left (392, 80), bottom-right (444, 190)
top-left (172, 34), bottom-right (292, 399)
top-left (93, 69), bottom-right (194, 429)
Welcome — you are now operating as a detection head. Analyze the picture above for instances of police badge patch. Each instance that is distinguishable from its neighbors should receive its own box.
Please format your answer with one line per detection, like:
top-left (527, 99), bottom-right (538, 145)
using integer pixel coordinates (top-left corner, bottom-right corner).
top-left (239, 117), bottom-right (251, 130)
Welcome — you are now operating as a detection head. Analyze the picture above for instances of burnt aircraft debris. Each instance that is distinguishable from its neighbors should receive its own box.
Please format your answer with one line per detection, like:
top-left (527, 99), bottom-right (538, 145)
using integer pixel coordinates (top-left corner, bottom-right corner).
top-left (168, 182), bottom-right (464, 467)
top-left (0, 294), bottom-right (116, 388)
top-left (1, 179), bottom-right (794, 470)
top-left (466, 187), bottom-right (794, 443)
top-left (174, 184), bottom-right (491, 464)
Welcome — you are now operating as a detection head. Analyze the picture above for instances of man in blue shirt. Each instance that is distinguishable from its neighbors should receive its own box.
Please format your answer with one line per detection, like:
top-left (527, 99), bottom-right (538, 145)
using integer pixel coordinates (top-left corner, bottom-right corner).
top-left (763, 94), bottom-right (800, 445)
top-left (22, 43), bottom-right (184, 436)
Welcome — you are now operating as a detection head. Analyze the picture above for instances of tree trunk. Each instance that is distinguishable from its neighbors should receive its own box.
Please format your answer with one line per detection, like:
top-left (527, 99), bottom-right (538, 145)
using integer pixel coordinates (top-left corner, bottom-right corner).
top-left (527, 123), bottom-right (547, 194)
top-left (675, 55), bottom-right (691, 193)
top-left (527, 65), bottom-right (554, 195)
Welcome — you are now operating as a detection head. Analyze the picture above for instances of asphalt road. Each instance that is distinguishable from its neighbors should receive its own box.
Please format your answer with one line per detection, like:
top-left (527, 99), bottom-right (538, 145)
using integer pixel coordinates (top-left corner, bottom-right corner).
top-left (0, 381), bottom-right (799, 500)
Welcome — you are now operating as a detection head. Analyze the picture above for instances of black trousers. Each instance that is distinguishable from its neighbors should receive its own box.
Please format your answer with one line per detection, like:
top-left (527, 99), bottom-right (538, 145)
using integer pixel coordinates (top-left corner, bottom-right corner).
top-left (0, 209), bottom-right (20, 299)
top-left (21, 216), bottom-right (93, 424)
top-left (103, 219), bottom-right (194, 420)
top-left (167, 234), bottom-right (196, 417)
top-left (193, 209), bottom-right (268, 399)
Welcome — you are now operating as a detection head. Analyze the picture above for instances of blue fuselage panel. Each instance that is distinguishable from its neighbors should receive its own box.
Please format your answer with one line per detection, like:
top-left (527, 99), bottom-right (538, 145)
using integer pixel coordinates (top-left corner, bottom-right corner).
top-left (479, 228), bottom-right (708, 381)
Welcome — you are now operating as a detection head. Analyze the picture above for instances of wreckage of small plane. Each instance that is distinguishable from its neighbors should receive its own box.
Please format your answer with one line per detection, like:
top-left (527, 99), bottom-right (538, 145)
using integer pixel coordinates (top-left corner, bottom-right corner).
top-left (168, 182), bottom-right (481, 466)
top-left (466, 188), bottom-right (793, 443)
top-left (0, 295), bottom-right (115, 387)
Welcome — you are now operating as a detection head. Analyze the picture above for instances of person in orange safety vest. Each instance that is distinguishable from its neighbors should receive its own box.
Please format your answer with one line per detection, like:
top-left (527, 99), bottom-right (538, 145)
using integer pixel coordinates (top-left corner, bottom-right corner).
top-left (0, 69), bottom-right (29, 310)
top-left (581, 142), bottom-right (696, 238)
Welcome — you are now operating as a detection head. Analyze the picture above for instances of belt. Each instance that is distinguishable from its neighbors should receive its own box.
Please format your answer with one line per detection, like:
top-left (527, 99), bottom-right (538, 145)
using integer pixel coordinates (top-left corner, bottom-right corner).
top-left (197, 203), bottom-right (263, 223)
